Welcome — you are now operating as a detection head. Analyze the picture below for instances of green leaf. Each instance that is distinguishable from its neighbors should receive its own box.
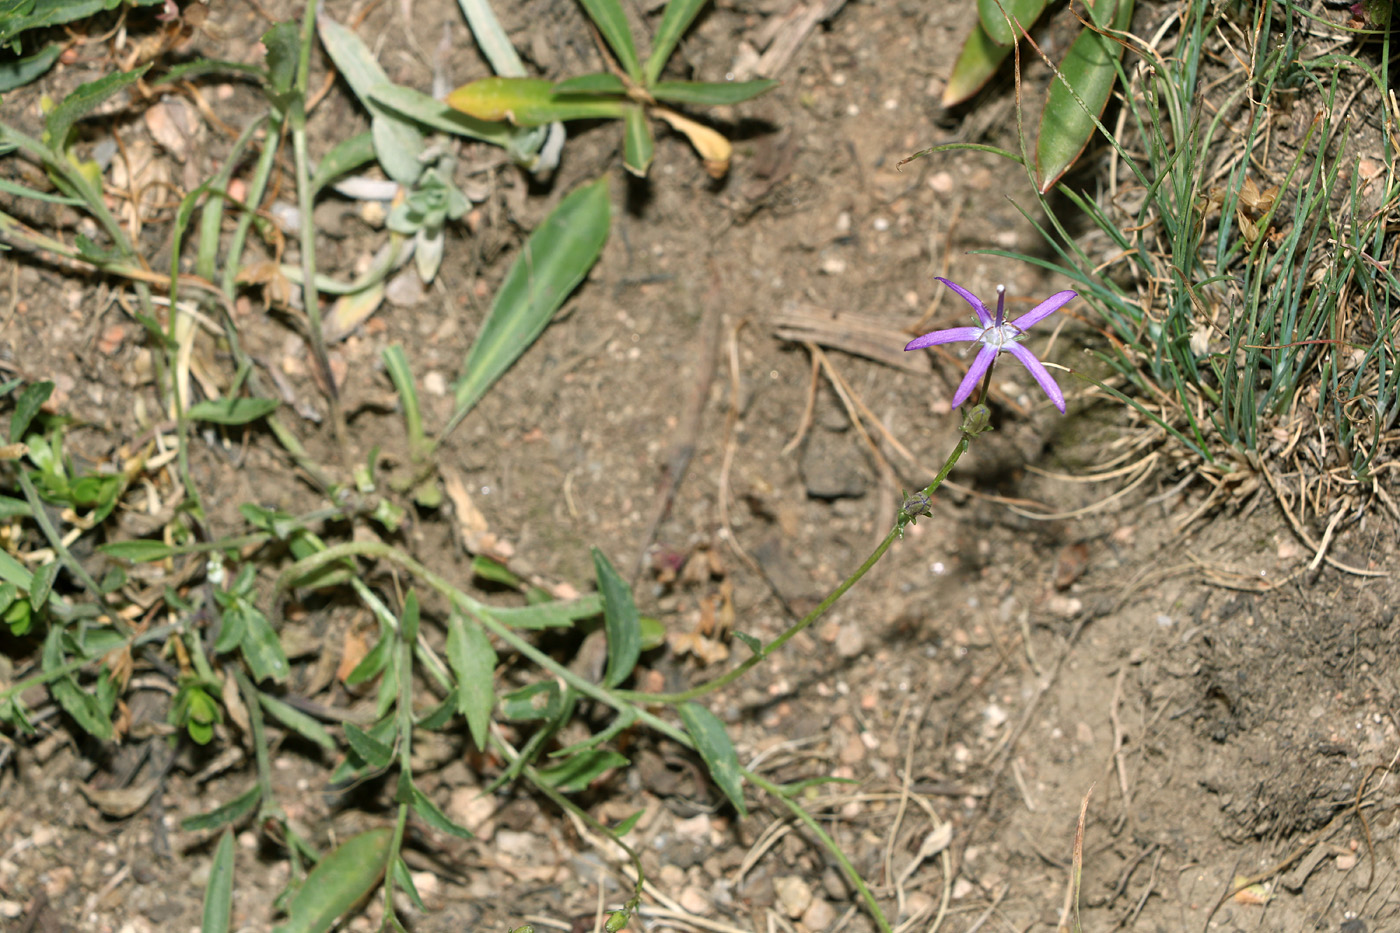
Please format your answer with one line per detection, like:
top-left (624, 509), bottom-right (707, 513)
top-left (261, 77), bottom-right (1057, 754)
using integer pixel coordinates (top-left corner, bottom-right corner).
top-left (650, 79), bottom-right (778, 106)
top-left (483, 594), bottom-right (603, 630)
top-left (150, 58), bottom-right (267, 87)
top-left (343, 722), bottom-right (395, 769)
top-left (42, 625), bottom-right (113, 739)
top-left (9, 379), bottom-right (51, 442)
top-left (942, 22), bottom-right (1014, 107)
top-left (399, 589), bottom-right (420, 644)
top-left (182, 784), bottom-right (260, 832)
top-left (406, 779), bottom-right (473, 839)
top-left (638, 615), bottom-right (666, 650)
top-left (309, 131), bottom-right (376, 197)
top-left (345, 628), bottom-right (392, 686)
top-left (677, 702), bottom-right (746, 816)
top-left (0, 177), bottom-right (82, 205)
top-left (272, 828), bottom-right (392, 933)
top-left (450, 177), bottom-right (610, 426)
top-left (977, 0), bottom-right (1049, 47)
top-left (186, 397), bottom-right (279, 425)
top-left (258, 692), bottom-right (337, 751)
top-left (645, 0), bottom-right (709, 85)
top-left (553, 72), bottom-right (627, 95)
top-left (610, 809), bottom-right (644, 838)
top-left (549, 709), bottom-right (637, 757)
top-left (621, 104), bottom-right (653, 178)
top-left (200, 830), bottom-right (236, 933)
top-left (98, 540), bottom-right (178, 562)
top-left (445, 77), bottom-right (628, 127)
top-left (262, 21), bottom-right (299, 98)
top-left (0, 0), bottom-right (165, 48)
top-left (27, 558), bottom-right (58, 606)
top-left (577, 0), bottom-right (642, 82)
top-left (447, 612), bottom-right (496, 750)
top-left (317, 16), bottom-right (425, 187)
top-left (733, 631), bottom-right (761, 655)
top-left (536, 749), bottom-right (629, 793)
top-left (239, 605), bottom-right (291, 684)
top-left (592, 548), bottom-right (640, 688)
top-left (0, 41), bottom-right (59, 93)
top-left (388, 857), bottom-right (424, 911)
top-left (44, 64), bottom-right (153, 149)
top-left (501, 681), bottom-right (562, 722)
top-left (368, 82), bottom-right (515, 146)
top-left (1035, 0), bottom-right (1133, 194)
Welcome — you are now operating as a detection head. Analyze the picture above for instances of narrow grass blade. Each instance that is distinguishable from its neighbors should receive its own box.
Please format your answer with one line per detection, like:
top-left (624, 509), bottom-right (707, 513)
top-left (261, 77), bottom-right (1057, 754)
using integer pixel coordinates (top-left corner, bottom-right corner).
top-left (342, 722), bottom-right (394, 768)
top-left (446, 76), bottom-right (628, 126)
top-left (200, 830), bottom-right (236, 933)
top-left (650, 78), bottom-right (777, 106)
top-left (943, 22), bottom-right (1012, 106)
top-left (456, 0), bottom-right (528, 76)
top-left (0, 0), bottom-right (165, 45)
top-left (271, 827), bottom-right (392, 933)
top-left (447, 611), bottom-right (496, 749)
top-left (645, 0), bottom-right (709, 84)
top-left (578, 0), bottom-right (642, 82)
top-left (593, 548), bottom-right (641, 687)
top-left (678, 702), bottom-right (747, 816)
top-left (622, 104), bottom-right (654, 177)
top-left (977, 0), bottom-right (1048, 47)
top-left (1035, 0), bottom-right (1134, 193)
top-left (447, 177), bottom-right (610, 433)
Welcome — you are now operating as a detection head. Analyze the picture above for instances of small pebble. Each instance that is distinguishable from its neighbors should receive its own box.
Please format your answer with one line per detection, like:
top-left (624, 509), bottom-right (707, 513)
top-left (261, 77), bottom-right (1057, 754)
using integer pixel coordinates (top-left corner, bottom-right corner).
top-left (802, 898), bottom-right (837, 930)
top-left (678, 885), bottom-right (711, 916)
top-left (774, 875), bottom-right (813, 919)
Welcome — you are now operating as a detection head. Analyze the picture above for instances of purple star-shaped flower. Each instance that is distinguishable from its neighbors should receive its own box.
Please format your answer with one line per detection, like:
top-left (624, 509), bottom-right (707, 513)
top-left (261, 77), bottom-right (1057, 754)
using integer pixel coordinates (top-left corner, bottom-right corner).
top-left (905, 277), bottom-right (1077, 413)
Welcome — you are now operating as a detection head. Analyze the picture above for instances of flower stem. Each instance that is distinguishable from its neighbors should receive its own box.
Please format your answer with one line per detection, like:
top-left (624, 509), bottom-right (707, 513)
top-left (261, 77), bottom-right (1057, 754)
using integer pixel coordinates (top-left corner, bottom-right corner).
top-left (615, 428), bottom-right (974, 706)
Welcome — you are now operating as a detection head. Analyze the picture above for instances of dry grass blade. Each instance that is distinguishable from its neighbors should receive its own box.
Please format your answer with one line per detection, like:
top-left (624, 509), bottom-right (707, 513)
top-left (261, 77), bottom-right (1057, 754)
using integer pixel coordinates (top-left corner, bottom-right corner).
top-left (1057, 783), bottom-right (1093, 933)
top-left (1258, 462), bottom-right (1389, 577)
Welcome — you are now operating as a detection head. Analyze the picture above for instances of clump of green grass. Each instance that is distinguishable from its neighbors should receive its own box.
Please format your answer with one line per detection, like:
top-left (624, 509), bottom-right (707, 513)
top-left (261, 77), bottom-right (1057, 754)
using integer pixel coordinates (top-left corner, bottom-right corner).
top-left (911, 0), bottom-right (1398, 494)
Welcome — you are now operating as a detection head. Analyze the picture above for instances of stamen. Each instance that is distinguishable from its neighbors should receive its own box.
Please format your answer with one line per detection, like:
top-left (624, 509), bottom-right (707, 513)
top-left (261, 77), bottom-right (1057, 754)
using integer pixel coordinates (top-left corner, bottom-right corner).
top-left (994, 284), bottom-right (1006, 326)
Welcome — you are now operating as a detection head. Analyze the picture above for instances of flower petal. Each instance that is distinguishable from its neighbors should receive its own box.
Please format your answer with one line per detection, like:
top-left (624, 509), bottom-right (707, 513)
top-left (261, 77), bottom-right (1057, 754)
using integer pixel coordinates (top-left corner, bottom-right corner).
top-left (1005, 343), bottom-right (1066, 412)
top-left (935, 277), bottom-right (993, 327)
top-left (905, 326), bottom-right (981, 350)
top-left (1010, 289), bottom-right (1077, 330)
top-left (951, 345), bottom-right (998, 408)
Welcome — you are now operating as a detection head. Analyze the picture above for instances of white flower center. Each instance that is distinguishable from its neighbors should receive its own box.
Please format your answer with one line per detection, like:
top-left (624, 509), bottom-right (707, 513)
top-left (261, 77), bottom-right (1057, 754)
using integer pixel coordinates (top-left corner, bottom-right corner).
top-left (979, 323), bottom-right (1023, 350)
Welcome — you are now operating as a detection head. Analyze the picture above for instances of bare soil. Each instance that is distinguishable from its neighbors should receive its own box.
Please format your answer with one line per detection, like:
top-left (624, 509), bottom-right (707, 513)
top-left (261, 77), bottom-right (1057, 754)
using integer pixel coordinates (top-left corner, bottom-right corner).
top-left (2, 1), bottom-right (1398, 932)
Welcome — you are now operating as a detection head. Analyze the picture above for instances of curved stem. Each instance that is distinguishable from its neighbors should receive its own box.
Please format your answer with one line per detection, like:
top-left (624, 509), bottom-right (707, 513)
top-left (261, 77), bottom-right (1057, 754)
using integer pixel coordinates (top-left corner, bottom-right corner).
top-left (614, 428), bottom-right (973, 706)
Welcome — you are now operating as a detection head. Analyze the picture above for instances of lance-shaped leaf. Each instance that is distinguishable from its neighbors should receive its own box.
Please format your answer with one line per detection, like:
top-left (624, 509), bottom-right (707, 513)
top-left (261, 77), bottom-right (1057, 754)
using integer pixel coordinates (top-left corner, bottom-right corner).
top-left (317, 17), bottom-right (425, 187)
top-left (622, 104), bottom-right (654, 177)
top-left (943, 22), bottom-right (1013, 107)
top-left (650, 79), bottom-right (777, 106)
top-left (578, 0), bottom-right (642, 82)
top-left (200, 829), bottom-right (236, 933)
top-left (678, 702), bottom-right (747, 816)
top-left (271, 828), bottom-right (392, 933)
top-left (446, 76), bottom-right (628, 126)
top-left (368, 82), bottom-right (515, 146)
top-left (645, 0), bottom-right (709, 86)
top-left (593, 548), bottom-right (640, 687)
top-left (1035, 0), bottom-right (1134, 193)
top-left (977, 0), bottom-right (1050, 47)
top-left (450, 177), bottom-right (610, 427)
top-left (447, 611), bottom-right (496, 750)
top-left (43, 64), bottom-right (153, 149)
